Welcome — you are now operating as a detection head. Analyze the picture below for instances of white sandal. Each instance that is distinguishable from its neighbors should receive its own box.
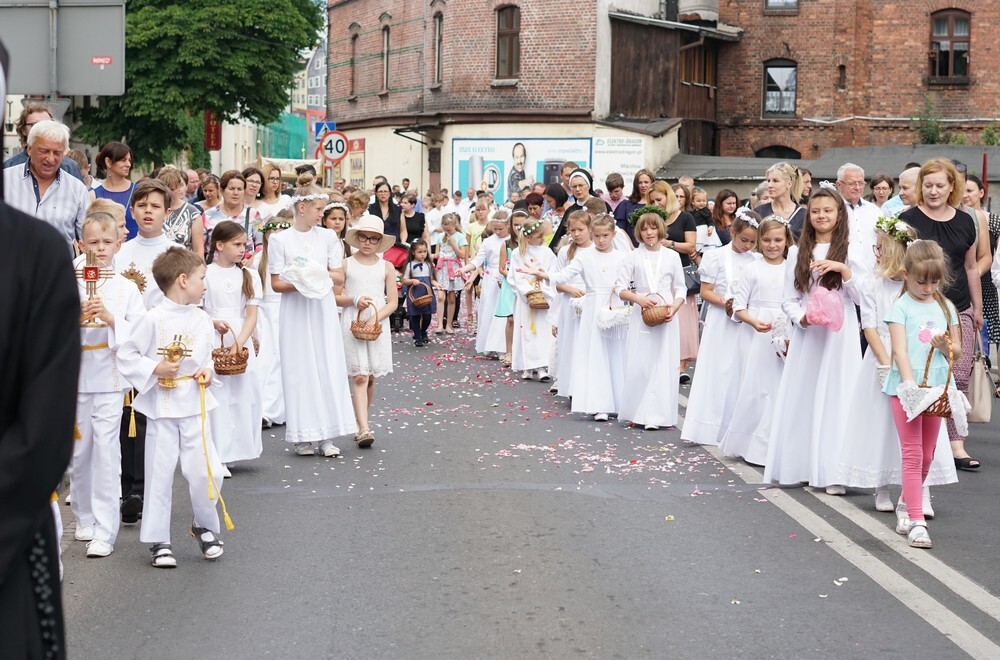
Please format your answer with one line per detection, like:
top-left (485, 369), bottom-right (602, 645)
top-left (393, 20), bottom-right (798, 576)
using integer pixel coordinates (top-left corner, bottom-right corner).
top-left (150, 543), bottom-right (177, 568)
top-left (908, 523), bottom-right (932, 549)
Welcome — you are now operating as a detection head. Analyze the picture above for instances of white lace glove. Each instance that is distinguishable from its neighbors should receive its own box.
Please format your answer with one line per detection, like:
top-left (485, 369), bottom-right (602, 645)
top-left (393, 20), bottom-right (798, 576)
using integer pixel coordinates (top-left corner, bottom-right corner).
top-left (876, 364), bottom-right (891, 387)
top-left (896, 380), bottom-right (922, 419)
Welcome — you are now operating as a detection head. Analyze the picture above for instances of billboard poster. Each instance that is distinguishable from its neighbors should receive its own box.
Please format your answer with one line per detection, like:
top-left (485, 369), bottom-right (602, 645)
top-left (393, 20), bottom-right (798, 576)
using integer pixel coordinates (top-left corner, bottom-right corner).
top-left (452, 138), bottom-right (592, 203)
top-left (592, 136), bottom-right (646, 193)
top-left (347, 138), bottom-right (366, 190)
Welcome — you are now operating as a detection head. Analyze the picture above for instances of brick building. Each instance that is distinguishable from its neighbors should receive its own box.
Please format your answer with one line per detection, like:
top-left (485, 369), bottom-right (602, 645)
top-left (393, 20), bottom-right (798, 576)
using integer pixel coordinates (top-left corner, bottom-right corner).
top-left (716, 0), bottom-right (999, 157)
top-left (325, 0), bottom-right (735, 196)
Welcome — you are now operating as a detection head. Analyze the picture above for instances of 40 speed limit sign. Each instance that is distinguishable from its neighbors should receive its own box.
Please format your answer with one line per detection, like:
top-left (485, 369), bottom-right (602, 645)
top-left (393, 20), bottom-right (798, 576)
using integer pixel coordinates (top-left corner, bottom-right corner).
top-left (318, 130), bottom-right (349, 164)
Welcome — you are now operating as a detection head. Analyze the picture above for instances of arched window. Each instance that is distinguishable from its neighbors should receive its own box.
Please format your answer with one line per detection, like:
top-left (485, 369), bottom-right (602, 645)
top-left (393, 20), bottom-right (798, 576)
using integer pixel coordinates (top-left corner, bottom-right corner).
top-left (382, 26), bottom-right (391, 91)
top-left (763, 59), bottom-right (796, 117)
top-left (495, 6), bottom-right (520, 79)
top-left (755, 145), bottom-right (802, 159)
top-left (930, 9), bottom-right (970, 82)
top-left (348, 28), bottom-right (359, 99)
top-left (433, 12), bottom-right (444, 85)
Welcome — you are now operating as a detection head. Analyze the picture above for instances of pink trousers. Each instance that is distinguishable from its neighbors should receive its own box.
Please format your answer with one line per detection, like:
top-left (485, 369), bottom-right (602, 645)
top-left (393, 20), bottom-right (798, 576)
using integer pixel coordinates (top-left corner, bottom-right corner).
top-left (890, 397), bottom-right (942, 523)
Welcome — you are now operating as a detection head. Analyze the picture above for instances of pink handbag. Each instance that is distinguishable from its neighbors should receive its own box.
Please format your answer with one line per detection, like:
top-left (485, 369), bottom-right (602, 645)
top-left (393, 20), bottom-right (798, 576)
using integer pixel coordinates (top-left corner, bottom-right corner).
top-left (805, 286), bottom-right (845, 331)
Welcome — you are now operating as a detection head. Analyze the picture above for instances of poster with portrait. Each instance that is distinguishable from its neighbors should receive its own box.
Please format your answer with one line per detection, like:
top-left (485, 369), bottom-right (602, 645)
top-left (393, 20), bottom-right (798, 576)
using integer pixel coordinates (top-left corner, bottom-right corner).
top-left (452, 138), bottom-right (592, 204)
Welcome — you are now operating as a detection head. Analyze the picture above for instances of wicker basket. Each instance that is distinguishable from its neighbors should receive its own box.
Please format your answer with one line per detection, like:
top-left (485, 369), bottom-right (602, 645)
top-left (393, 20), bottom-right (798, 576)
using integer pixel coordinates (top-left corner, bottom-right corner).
top-left (641, 293), bottom-right (671, 327)
top-left (213, 330), bottom-right (249, 376)
top-left (351, 305), bottom-right (383, 341)
top-left (920, 333), bottom-right (952, 418)
top-left (526, 287), bottom-right (549, 310)
top-left (408, 282), bottom-right (433, 309)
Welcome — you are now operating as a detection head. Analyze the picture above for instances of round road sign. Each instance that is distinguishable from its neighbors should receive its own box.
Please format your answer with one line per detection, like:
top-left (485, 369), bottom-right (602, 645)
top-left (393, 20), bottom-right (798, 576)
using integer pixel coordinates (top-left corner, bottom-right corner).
top-left (319, 130), bottom-right (349, 164)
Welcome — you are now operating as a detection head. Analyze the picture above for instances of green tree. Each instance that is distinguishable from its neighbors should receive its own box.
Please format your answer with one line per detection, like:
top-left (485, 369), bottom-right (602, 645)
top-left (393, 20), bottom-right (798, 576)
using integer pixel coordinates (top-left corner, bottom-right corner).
top-left (911, 96), bottom-right (944, 145)
top-left (75, 0), bottom-right (324, 165)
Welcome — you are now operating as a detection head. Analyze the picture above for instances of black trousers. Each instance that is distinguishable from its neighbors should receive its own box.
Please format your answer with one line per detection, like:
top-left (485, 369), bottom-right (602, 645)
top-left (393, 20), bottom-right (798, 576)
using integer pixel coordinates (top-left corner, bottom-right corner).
top-left (119, 391), bottom-right (146, 500)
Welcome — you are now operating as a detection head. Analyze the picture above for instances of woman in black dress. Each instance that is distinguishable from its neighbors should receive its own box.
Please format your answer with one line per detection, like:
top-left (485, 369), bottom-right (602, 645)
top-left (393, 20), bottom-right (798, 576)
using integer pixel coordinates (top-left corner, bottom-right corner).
top-left (400, 194), bottom-right (427, 245)
top-left (368, 180), bottom-right (405, 242)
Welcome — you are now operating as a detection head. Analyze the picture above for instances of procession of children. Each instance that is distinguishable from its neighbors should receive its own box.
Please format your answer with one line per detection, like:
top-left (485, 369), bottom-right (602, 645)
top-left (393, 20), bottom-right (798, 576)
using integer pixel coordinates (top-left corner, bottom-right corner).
top-left (66, 159), bottom-right (981, 575)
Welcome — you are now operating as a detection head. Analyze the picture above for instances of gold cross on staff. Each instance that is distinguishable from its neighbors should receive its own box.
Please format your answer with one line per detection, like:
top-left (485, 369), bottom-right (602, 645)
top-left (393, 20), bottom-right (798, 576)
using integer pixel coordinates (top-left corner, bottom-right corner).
top-left (156, 335), bottom-right (192, 388)
top-left (76, 250), bottom-right (115, 327)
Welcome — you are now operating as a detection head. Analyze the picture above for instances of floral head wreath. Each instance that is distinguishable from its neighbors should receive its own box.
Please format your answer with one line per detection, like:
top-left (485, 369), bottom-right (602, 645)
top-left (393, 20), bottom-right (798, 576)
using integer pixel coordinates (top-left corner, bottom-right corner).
top-left (260, 220), bottom-right (291, 233)
top-left (522, 218), bottom-right (546, 236)
top-left (735, 207), bottom-right (759, 228)
top-left (761, 213), bottom-right (790, 227)
top-left (876, 215), bottom-right (914, 245)
top-left (324, 201), bottom-right (350, 215)
top-left (290, 192), bottom-right (329, 204)
top-left (627, 204), bottom-right (668, 226)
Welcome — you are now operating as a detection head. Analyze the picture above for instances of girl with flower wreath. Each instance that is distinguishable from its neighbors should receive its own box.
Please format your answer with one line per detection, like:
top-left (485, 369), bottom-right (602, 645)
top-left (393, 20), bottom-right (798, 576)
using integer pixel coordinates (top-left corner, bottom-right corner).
top-left (509, 215), bottom-right (555, 381)
top-left (647, 181), bottom-right (699, 380)
top-left (836, 217), bottom-right (958, 513)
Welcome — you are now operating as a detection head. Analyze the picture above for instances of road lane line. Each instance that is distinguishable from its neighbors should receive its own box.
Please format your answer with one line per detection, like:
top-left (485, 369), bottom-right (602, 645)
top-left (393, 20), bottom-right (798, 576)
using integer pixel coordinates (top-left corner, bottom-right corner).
top-left (705, 446), bottom-right (1000, 659)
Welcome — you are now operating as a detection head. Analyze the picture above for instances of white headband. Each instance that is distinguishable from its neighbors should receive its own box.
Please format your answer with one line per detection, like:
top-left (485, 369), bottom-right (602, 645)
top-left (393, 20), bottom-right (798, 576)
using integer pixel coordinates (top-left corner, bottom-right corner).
top-left (324, 201), bottom-right (349, 214)
top-left (735, 207), bottom-right (759, 228)
top-left (292, 192), bottom-right (330, 203)
top-left (819, 180), bottom-right (838, 191)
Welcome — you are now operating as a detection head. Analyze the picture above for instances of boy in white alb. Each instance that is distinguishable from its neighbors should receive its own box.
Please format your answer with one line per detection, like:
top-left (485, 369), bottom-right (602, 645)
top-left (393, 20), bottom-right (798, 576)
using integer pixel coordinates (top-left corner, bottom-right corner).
top-left (113, 180), bottom-right (175, 524)
top-left (117, 247), bottom-right (230, 568)
top-left (70, 212), bottom-right (146, 558)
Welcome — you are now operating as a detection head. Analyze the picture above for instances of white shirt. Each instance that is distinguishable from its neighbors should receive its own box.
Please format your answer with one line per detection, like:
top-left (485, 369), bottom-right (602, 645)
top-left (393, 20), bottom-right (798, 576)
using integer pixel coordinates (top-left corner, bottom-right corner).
top-left (76, 255), bottom-right (147, 393)
top-left (116, 298), bottom-right (219, 419)
top-left (114, 234), bottom-right (173, 309)
top-left (3, 161), bottom-right (89, 250)
top-left (845, 198), bottom-right (880, 277)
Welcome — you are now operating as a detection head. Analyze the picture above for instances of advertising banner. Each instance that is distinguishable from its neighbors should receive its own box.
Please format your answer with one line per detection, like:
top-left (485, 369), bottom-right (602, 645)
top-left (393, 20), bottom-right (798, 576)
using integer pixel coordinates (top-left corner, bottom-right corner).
top-left (592, 136), bottom-right (646, 193)
top-left (452, 138), bottom-right (592, 203)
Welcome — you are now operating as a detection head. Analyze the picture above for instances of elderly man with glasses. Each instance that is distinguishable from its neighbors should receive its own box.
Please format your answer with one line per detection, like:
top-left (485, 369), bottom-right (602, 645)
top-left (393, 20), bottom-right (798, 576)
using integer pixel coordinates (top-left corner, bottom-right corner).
top-left (835, 162), bottom-right (881, 277)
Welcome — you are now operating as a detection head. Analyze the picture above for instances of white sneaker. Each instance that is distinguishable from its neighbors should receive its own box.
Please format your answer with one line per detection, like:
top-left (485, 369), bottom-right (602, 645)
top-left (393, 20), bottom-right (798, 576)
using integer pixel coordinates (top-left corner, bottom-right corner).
top-left (86, 539), bottom-right (113, 558)
top-left (644, 424), bottom-right (659, 431)
top-left (318, 440), bottom-right (341, 457)
top-left (536, 368), bottom-right (551, 382)
top-left (875, 488), bottom-right (894, 512)
top-left (74, 525), bottom-right (94, 542)
top-left (594, 413), bottom-right (610, 422)
top-left (895, 516), bottom-right (912, 535)
top-left (294, 442), bottom-right (316, 456)
top-left (908, 523), bottom-right (932, 549)
top-left (521, 370), bottom-right (533, 380)
top-left (825, 485), bottom-right (846, 496)
top-left (548, 379), bottom-right (559, 393)
top-left (221, 464), bottom-right (232, 479)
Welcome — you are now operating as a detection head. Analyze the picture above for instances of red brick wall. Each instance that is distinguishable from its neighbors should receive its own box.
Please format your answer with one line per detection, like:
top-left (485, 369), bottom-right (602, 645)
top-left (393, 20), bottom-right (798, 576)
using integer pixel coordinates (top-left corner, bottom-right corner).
top-left (327, 0), bottom-right (597, 126)
top-left (716, 0), bottom-right (998, 156)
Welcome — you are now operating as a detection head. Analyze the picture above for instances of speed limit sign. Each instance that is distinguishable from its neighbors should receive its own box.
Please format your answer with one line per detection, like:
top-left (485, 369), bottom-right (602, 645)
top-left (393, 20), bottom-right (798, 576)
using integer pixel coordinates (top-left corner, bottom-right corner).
top-left (318, 130), bottom-right (349, 164)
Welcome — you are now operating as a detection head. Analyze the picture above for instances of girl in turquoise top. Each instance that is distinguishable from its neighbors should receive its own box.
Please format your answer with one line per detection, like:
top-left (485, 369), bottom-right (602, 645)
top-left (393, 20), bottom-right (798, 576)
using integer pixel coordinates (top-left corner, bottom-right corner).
top-left (884, 240), bottom-right (961, 549)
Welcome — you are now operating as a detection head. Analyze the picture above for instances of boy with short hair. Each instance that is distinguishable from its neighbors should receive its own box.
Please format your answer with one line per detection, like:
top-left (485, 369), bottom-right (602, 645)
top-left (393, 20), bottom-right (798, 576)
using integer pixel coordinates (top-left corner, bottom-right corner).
top-left (117, 247), bottom-right (230, 568)
top-left (114, 179), bottom-right (174, 523)
top-left (70, 212), bottom-right (147, 558)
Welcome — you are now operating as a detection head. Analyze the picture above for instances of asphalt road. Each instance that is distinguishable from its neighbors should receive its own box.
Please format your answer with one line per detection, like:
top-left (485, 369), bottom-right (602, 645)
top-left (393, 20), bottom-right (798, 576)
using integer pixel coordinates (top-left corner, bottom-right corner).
top-left (60, 327), bottom-right (1000, 659)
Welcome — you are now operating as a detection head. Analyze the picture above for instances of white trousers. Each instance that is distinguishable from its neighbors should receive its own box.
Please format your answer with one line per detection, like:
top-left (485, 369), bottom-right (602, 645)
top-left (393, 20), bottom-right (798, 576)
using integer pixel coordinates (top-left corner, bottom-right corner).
top-left (140, 415), bottom-right (223, 544)
top-left (70, 392), bottom-right (123, 544)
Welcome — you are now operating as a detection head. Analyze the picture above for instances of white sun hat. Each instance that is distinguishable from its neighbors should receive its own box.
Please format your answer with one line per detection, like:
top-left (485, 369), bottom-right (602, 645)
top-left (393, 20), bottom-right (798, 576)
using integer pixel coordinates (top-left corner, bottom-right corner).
top-left (345, 214), bottom-right (395, 253)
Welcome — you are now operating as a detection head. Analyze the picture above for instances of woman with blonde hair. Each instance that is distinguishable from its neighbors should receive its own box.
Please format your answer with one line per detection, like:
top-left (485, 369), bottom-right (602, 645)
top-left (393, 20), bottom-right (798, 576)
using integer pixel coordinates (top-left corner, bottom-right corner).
top-left (754, 162), bottom-right (806, 238)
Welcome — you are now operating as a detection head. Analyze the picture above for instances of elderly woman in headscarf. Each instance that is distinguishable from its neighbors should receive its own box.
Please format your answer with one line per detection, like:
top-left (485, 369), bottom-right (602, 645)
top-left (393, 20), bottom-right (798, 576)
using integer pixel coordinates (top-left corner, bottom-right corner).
top-left (549, 168), bottom-right (611, 252)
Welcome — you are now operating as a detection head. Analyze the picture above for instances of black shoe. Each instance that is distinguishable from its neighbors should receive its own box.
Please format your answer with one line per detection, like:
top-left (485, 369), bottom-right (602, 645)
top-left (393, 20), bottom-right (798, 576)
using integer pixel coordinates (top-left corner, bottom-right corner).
top-left (121, 494), bottom-right (142, 525)
top-left (679, 373), bottom-right (691, 385)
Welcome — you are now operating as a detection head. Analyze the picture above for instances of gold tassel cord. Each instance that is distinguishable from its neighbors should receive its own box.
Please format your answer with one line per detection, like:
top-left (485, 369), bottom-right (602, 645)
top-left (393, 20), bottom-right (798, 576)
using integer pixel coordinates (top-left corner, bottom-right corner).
top-left (74, 423), bottom-right (82, 441)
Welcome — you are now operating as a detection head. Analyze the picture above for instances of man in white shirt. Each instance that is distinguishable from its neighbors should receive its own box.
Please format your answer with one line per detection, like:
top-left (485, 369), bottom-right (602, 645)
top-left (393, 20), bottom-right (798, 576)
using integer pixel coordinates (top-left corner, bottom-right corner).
top-left (3, 120), bottom-right (89, 252)
top-left (835, 163), bottom-right (880, 277)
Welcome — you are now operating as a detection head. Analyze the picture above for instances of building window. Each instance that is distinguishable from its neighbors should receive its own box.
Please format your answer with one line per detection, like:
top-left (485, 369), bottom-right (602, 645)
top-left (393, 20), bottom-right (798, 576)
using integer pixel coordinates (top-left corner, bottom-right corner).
top-left (349, 34), bottom-right (358, 97)
top-left (763, 59), bottom-right (797, 117)
top-left (764, 0), bottom-right (798, 8)
top-left (433, 12), bottom-right (443, 85)
top-left (382, 27), bottom-right (391, 91)
top-left (756, 145), bottom-right (802, 159)
top-left (930, 10), bottom-right (970, 82)
top-left (495, 6), bottom-right (520, 80)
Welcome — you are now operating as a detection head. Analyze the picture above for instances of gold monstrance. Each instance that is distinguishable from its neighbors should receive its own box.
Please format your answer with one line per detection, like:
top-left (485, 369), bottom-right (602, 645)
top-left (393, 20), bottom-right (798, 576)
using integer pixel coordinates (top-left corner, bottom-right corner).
top-left (156, 334), bottom-right (192, 388)
top-left (76, 251), bottom-right (114, 327)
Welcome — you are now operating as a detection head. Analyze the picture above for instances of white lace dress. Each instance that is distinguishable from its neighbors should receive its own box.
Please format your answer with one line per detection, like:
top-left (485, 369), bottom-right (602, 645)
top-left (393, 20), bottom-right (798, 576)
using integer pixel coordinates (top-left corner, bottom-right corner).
top-left (341, 255), bottom-right (393, 377)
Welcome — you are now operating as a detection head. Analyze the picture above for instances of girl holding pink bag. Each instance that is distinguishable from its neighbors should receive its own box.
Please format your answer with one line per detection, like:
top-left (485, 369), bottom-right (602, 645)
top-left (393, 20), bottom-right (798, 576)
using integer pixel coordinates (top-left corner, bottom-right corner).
top-left (764, 186), bottom-right (864, 492)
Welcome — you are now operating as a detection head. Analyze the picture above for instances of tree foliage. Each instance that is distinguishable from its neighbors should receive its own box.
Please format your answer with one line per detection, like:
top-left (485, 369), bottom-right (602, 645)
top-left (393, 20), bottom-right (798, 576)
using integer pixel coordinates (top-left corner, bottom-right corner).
top-left (75, 0), bottom-right (324, 165)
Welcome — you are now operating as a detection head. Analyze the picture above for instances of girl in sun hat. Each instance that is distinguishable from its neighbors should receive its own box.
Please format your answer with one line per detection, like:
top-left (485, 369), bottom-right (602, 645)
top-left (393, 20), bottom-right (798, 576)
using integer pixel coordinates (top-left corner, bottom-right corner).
top-left (335, 214), bottom-right (398, 448)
